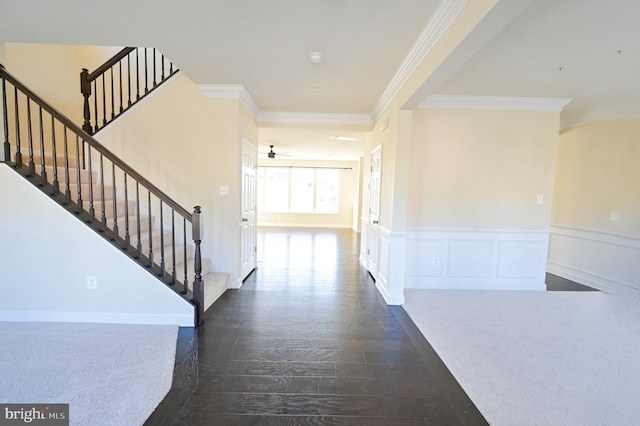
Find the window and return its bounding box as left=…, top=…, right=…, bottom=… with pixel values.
left=258, top=167, right=339, bottom=213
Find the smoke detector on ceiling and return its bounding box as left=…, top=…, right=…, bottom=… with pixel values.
left=309, top=51, right=323, bottom=64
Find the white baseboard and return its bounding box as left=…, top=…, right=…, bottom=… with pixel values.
left=404, top=228, right=549, bottom=291
left=0, top=311, right=194, bottom=327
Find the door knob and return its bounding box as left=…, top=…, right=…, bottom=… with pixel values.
left=242, top=218, right=248, bottom=222
left=373, top=220, right=379, bottom=224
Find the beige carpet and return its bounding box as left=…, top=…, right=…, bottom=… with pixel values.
left=403, top=286, right=640, bottom=426
left=0, top=322, right=178, bottom=426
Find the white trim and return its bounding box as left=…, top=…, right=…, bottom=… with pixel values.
left=371, top=0, right=468, bottom=120
left=258, top=112, right=372, bottom=127
left=560, top=111, right=640, bottom=132
left=198, top=83, right=260, bottom=118
left=405, top=227, right=549, bottom=291
left=547, top=225, right=640, bottom=292
left=198, top=84, right=372, bottom=127
left=0, top=311, right=194, bottom=327
left=418, top=95, right=572, bottom=112
left=550, top=225, right=640, bottom=249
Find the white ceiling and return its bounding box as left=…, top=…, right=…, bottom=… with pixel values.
left=2, top=0, right=639, bottom=159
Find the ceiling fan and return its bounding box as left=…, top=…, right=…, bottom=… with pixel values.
left=264, top=145, right=290, bottom=158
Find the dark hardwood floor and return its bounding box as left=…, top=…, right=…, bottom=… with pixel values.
left=148, top=227, right=487, bottom=425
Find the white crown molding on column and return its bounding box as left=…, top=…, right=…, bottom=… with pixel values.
left=418, top=95, right=572, bottom=112
left=370, top=0, right=469, bottom=120
left=198, top=84, right=261, bottom=118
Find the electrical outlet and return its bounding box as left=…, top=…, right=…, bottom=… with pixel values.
left=219, top=186, right=229, bottom=196
left=87, top=276, right=97, bottom=290
left=537, top=194, right=544, bottom=204
left=433, top=257, right=440, bottom=266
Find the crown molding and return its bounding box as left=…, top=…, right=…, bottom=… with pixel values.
left=418, top=95, right=572, bottom=112
left=560, top=110, right=640, bottom=131
left=198, top=84, right=260, bottom=118
left=370, top=0, right=468, bottom=120
left=198, top=84, right=372, bottom=127
left=258, top=112, right=372, bottom=127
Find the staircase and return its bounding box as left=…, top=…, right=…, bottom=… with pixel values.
left=1, top=56, right=215, bottom=325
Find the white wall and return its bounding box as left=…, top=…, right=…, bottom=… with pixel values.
left=0, top=164, right=194, bottom=325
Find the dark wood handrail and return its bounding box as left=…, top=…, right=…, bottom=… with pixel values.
left=86, top=47, right=135, bottom=81
left=0, top=64, right=191, bottom=220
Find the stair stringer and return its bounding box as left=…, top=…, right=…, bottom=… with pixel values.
left=0, top=163, right=195, bottom=326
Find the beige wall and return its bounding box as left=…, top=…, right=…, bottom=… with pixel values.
left=96, top=73, right=250, bottom=284
left=553, top=120, right=640, bottom=235
left=4, top=42, right=86, bottom=121
left=257, top=158, right=360, bottom=229
left=408, top=108, right=560, bottom=229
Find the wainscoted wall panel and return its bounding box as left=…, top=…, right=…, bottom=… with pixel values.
left=497, top=240, right=545, bottom=278
left=448, top=240, right=493, bottom=278
left=405, top=228, right=549, bottom=291
left=547, top=226, right=640, bottom=292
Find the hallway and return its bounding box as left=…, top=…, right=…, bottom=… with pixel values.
left=160, top=228, right=486, bottom=425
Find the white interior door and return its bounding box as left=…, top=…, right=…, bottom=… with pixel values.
left=240, top=139, right=257, bottom=280
left=367, top=145, right=382, bottom=279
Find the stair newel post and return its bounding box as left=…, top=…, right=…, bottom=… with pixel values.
left=1, top=69, right=10, bottom=163
left=80, top=68, right=92, bottom=134
left=192, top=206, right=204, bottom=325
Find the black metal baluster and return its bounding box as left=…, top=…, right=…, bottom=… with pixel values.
left=153, top=48, right=157, bottom=88
left=144, top=47, right=149, bottom=94
left=135, top=48, right=140, bottom=100
left=119, top=61, right=124, bottom=113
left=123, top=174, right=130, bottom=248
left=26, top=99, right=35, bottom=176
left=110, top=67, right=115, bottom=119
left=93, top=80, right=98, bottom=131
left=101, top=74, right=106, bottom=126
left=181, top=219, right=188, bottom=294
left=50, top=116, right=59, bottom=195
left=63, top=126, right=71, bottom=205
left=171, top=210, right=177, bottom=286
left=87, top=145, right=95, bottom=221
left=99, top=154, right=106, bottom=231
left=127, top=53, right=132, bottom=106
left=75, top=135, right=83, bottom=212
left=136, top=182, right=142, bottom=258
left=169, top=58, right=173, bottom=75
left=2, top=76, right=10, bottom=162
left=13, top=87, right=22, bottom=167
left=161, top=53, right=165, bottom=81
left=159, top=200, right=165, bottom=276
left=148, top=190, right=153, bottom=267
left=111, top=162, right=118, bottom=240
left=37, top=106, right=45, bottom=184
